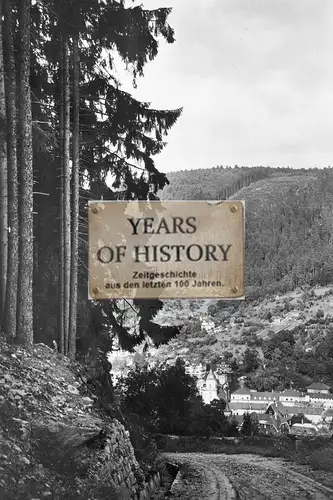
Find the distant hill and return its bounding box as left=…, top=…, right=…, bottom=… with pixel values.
left=146, top=284, right=333, bottom=363
left=111, top=284, right=333, bottom=391
left=158, top=165, right=315, bottom=201
left=159, top=166, right=333, bottom=297
left=108, top=167, right=333, bottom=389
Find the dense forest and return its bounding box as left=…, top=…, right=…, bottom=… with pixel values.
left=127, top=164, right=333, bottom=392
left=158, top=165, right=309, bottom=200
left=159, top=166, right=333, bottom=296
left=0, top=0, right=184, bottom=361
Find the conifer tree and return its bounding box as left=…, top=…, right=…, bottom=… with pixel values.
left=3, top=0, right=19, bottom=341
left=0, top=3, right=7, bottom=328
left=4, top=0, right=181, bottom=355
left=69, top=34, right=80, bottom=360
left=17, top=0, right=33, bottom=348
left=241, top=412, right=253, bottom=436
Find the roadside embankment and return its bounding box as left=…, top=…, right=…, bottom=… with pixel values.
left=0, top=339, right=162, bottom=500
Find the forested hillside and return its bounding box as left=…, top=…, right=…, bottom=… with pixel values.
left=159, top=166, right=333, bottom=296
left=115, top=285, right=333, bottom=392
left=158, top=165, right=310, bottom=201
left=126, top=165, right=333, bottom=390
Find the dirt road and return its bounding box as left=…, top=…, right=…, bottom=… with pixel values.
left=164, top=453, right=333, bottom=500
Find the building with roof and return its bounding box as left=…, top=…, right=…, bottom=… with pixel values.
left=266, top=402, right=289, bottom=419
left=200, top=315, right=216, bottom=333
left=185, top=362, right=231, bottom=405
left=305, top=392, right=333, bottom=407
left=217, top=387, right=228, bottom=401
left=290, top=423, right=318, bottom=436
left=229, top=385, right=333, bottom=424
left=198, top=369, right=230, bottom=405
left=257, top=414, right=290, bottom=435
left=287, top=405, right=324, bottom=424
left=229, top=402, right=255, bottom=414
left=279, top=389, right=302, bottom=406
left=307, top=382, right=330, bottom=394
left=214, top=363, right=232, bottom=386
left=185, top=362, right=206, bottom=380
left=244, top=406, right=290, bottom=435
left=230, top=387, right=252, bottom=402
left=200, top=369, right=220, bottom=404
left=322, top=408, right=333, bottom=423
left=230, top=389, right=285, bottom=415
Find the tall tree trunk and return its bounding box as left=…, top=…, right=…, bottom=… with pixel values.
left=17, top=0, right=33, bottom=348
left=63, top=39, right=71, bottom=355
left=0, top=7, right=8, bottom=329
left=69, top=36, right=80, bottom=360
left=3, top=0, right=19, bottom=341
left=59, top=33, right=65, bottom=354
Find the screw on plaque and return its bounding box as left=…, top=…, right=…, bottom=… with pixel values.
left=91, top=206, right=99, bottom=214
left=92, top=286, right=100, bottom=294
left=230, top=204, right=238, bottom=213
left=232, top=286, right=239, bottom=294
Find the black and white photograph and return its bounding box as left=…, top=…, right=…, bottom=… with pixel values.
left=1, top=0, right=333, bottom=498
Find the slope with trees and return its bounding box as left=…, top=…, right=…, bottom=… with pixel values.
left=159, top=165, right=333, bottom=297
left=115, top=358, right=234, bottom=437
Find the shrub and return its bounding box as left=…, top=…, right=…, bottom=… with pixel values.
left=282, top=300, right=294, bottom=312
left=127, top=420, right=159, bottom=466
left=234, top=317, right=243, bottom=324
left=307, top=445, right=333, bottom=471
left=206, top=336, right=218, bottom=346
left=265, top=311, right=272, bottom=321
left=301, top=291, right=311, bottom=301
left=296, top=300, right=305, bottom=311
left=244, top=326, right=258, bottom=335
left=249, top=335, right=263, bottom=347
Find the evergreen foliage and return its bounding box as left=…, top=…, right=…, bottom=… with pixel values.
left=160, top=166, right=333, bottom=296
left=0, top=0, right=183, bottom=354
left=115, top=358, right=236, bottom=437
left=241, top=413, right=259, bottom=436
left=241, top=413, right=253, bottom=436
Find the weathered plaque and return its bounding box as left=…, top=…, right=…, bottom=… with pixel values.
left=88, top=200, right=245, bottom=300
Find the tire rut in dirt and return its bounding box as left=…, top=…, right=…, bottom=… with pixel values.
left=164, top=452, right=333, bottom=500
left=209, top=463, right=238, bottom=500
left=165, top=453, right=238, bottom=500
left=210, top=454, right=333, bottom=500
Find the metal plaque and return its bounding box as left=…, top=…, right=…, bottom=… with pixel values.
left=88, top=200, right=245, bottom=300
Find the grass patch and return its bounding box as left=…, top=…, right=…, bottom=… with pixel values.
left=154, top=434, right=296, bottom=458
left=154, top=433, right=333, bottom=472
left=307, top=446, right=333, bottom=471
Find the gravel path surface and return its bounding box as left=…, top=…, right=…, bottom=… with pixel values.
left=164, top=453, right=333, bottom=500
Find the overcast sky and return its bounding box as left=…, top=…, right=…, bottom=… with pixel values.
left=120, top=0, right=333, bottom=174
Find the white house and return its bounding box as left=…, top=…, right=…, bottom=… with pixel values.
left=322, top=408, right=333, bottom=423
left=230, top=387, right=252, bottom=402
left=229, top=385, right=333, bottom=423
left=185, top=362, right=206, bottom=380
left=279, top=389, right=303, bottom=406
left=200, top=315, right=215, bottom=333
left=307, top=382, right=330, bottom=394
left=200, top=370, right=220, bottom=404
left=307, top=393, right=333, bottom=408
left=291, top=423, right=318, bottom=436
left=214, top=364, right=231, bottom=386
left=185, top=362, right=231, bottom=405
